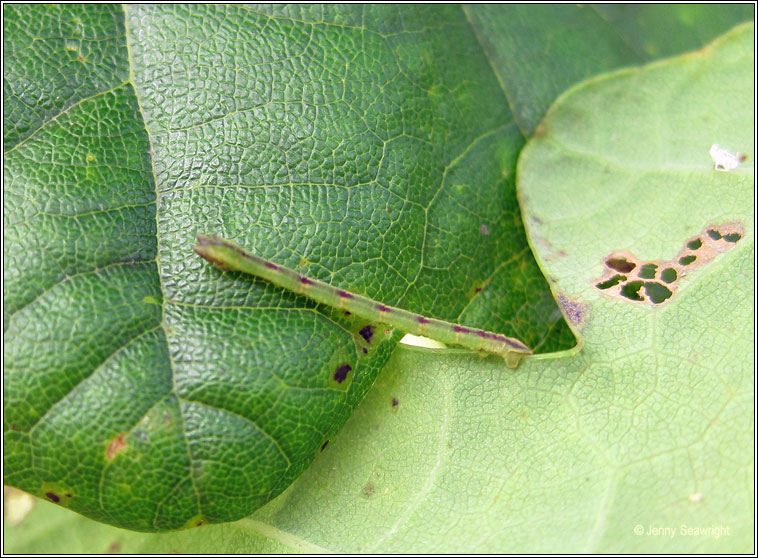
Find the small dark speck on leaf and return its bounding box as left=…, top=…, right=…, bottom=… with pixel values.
left=391, top=397, right=399, bottom=408
left=321, top=440, right=330, bottom=451
left=46, top=492, right=60, bottom=503
left=362, top=347, right=368, bottom=354
left=333, top=364, right=352, bottom=383
left=65, top=493, right=72, bottom=498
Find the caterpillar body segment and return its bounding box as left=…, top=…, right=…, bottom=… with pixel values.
left=194, top=234, right=531, bottom=368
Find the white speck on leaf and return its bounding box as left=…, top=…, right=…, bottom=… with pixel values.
left=709, top=144, right=744, bottom=171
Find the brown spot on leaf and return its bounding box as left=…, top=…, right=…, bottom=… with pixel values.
left=45, top=492, right=60, bottom=503
left=362, top=483, right=375, bottom=498
left=106, top=434, right=128, bottom=460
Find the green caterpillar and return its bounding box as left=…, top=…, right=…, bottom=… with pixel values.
left=194, top=234, right=531, bottom=368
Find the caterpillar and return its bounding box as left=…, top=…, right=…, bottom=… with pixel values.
left=194, top=234, right=532, bottom=368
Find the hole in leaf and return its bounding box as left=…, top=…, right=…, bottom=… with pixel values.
left=620, top=281, right=645, bottom=301
left=606, top=257, right=636, bottom=273
left=723, top=232, right=741, bottom=243
left=707, top=229, right=722, bottom=240
left=679, top=255, right=697, bottom=266
left=687, top=238, right=702, bottom=250
left=644, top=282, right=673, bottom=304
left=660, top=268, right=677, bottom=284
left=638, top=263, right=658, bottom=279
left=596, top=274, right=626, bottom=289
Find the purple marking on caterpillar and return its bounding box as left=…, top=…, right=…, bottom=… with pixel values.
left=194, top=234, right=532, bottom=367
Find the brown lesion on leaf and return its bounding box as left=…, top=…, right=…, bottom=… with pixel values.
left=183, top=514, right=208, bottom=530
left=594, top=222, right=744, bottom=306
left=361, top=482, right=376, bottom=498
left=106, top=433, right=128, bottom=460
